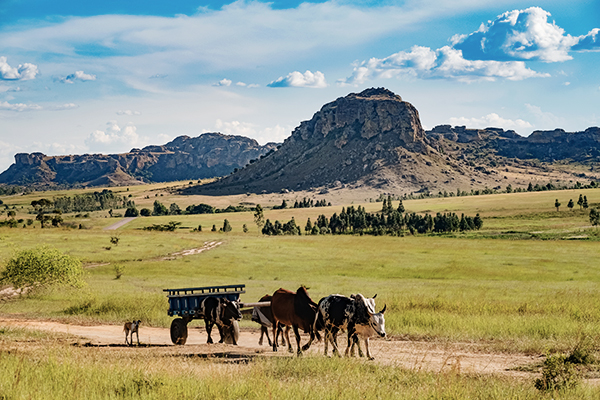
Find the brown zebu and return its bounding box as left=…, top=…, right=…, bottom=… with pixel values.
left=271, top=287, right=321, bottom=355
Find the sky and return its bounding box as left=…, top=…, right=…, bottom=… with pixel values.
left=0, top=0, right=599, bottom=172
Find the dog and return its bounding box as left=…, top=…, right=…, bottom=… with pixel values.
left=124, top=320, right=141, bottom=346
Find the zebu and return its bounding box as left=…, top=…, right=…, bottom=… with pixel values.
left=251, top=294, right=286, bottom=347
left=200, top=296, right=242, bottom=345
left=315, top=293, right=386, bottom=359
left=346, top=294, right=386, bottom=359
left=271, top=287, right=321, bottom=355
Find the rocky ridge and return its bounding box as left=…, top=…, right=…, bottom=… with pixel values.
left=0, top=133, right=278, bottom=187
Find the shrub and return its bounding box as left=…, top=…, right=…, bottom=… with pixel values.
left=534, top=354, right=580, bottom=391
left=113, top=264, right=125, bottom=280
left=1, top=246, right=85, bottom=289
left=124, top=207, right=139, bottom=217
left=140, top=208, right=151, bottom=217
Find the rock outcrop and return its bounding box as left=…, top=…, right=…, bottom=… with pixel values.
left=191, top=88, right=471, bottom=194
left=0, top=133, right=278, bottom=187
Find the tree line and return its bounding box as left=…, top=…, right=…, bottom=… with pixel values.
left=258, top=196, right=482, bottom=236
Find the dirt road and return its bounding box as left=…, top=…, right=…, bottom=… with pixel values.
left=103, top=217, right=137, bottom=230
left=0, top=317, right=538, bottom=377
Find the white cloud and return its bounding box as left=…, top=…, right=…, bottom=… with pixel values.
left=268, top=70, right=327, bottom=88
left=341, top=6, right=599, bottom=85
left=0, top=85, right=22, bottom=93
left=50, top=103, right=79, bottom=111
left=116, top=110, right=141, bottom=116
left=214, top=78, right=232, bottom=87
left=211, top=119, right=289, bottom=143
left=448, top=113, right=532, bottom=130
left=0, top=56, right=38, bottom=81
left=573, top=28, right=600, bottom=51
left=59, top=70, right=96, bottom=83
left=525, top=103, right=565, bottom=128
left=341, top=45, right=547, bottom=84
left=453, top=7, right=578, bottom=62
left=157, top=133, right=174, bottom=143
left=0, top=101, right=42, bottom=112
left=85, top=121, right=140, bottom=151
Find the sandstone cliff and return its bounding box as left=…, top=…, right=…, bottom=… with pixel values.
left=0, top=133, right=278, bottom=187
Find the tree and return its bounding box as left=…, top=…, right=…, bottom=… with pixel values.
left=223, top=219, right=232, bottom=232
left=140, top=208, right=151, bottom=217
left=253, top=204, right=265, bottom=231
left=397, top=200, right=405, bottom=214
left=590, top=208, right=600, bottom=228
left=124, top=206, right=139, bottom=217
left=7, top=210, right=16, bottom=218
left=567, top=199, right=574, bottom=211
left=583, top=196, right=589, bottom=210
left=555, top=199, right=561, bottom=211
left=1, top=246, right=85, bottom=289
left=473, top=213, right=483, bottom=230
left=577, top=194, right=584, bottom=210
left=169, top=203, right=182, bottom=215
left=305, top=218, right=313, bottom=234
left=153, top=200, right=168, bottom=216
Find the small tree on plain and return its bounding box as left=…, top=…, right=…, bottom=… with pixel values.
left=153, top=200, right=168, bottom=216
left=305, top=218, right=313, bottom=234
left=555, top=199, right=561, bottom=212
left=140, top=208, right=151, bottom=217
left=223, top=219, right=232, bottom=232
left=583, top=196, right=589, bottom=210
left=567, top=199, right=574, bottom=211
left=578, top=194, right=584, bottom=210
left=253, top=204, right=265, bottom=232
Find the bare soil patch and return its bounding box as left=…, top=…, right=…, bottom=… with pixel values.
left=0, top=317, right=538, bottom=377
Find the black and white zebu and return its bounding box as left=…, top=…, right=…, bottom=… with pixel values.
left=315, top=293, right=386, bottom=359
left=200, top=296, right=242, bottom=345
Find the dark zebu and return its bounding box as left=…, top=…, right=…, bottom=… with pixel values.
left=315, top=293, right=386, bottom=359
left=251, top=294, right=286, bottom=347
left=271, top=287, right=321, bottom=355
left=200, top=296, right=242, bottom=345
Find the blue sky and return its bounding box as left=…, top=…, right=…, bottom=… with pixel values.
left=0, top=0, right=599, bottom=172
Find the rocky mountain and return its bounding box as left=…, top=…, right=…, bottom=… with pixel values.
left=0, top=133, right=278, bottom=187
left=190, top=88, right=600, bottom=196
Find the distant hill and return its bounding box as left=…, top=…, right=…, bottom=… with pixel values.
left=0, top=133, right=278, bottom=187
left=3, top=88, right=599, bottom=193
left=188, top=88, right=600, bottom=196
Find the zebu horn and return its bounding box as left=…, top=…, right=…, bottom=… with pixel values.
left=373, top=294, right=377, bottom=299
left=381, top=304, right=387, bottom=314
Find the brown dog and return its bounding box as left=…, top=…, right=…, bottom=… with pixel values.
left=124, top=320, right=141, bottom=345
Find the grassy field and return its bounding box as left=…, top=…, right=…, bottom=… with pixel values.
left=2, top=327, right=600, bottom=400
left=2, top=185, right=600, bottom=397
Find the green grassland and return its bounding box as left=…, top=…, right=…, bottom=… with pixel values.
left=5, top=328, right=598, bottom=400
left=2, top=185, right=600, bottom=398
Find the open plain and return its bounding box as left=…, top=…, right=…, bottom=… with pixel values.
left=2, top=183, right=600, bottom=398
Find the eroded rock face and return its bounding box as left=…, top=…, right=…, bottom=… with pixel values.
left=195, top=88, right=433, bottom=194
left=0, top=133, right=278, bottom=186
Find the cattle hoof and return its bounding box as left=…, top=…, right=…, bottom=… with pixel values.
left=207, top=338, right=213, bottom=344
left=258, top=339, right=263, bottom=346
left=301, top=344, right=311, bottom=351
left=368, top=357, right=375, bottom=361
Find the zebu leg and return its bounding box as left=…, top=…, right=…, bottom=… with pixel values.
left=330, top=326, right=342, bottom=357
left=285, top=326, right=293, bottom=353
left=292, top=325, right=303, bottom=355
left=205, top=321, right=214, bottom=344
left=272, top=321, right=278, bottom=351
left=364, top=338, right=373, bottom=360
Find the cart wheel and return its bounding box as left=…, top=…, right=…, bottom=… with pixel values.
left=170, top=318, right=188, bottom=345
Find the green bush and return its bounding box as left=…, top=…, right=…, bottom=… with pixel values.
left=534, top=354, right=580, bottom=391
left=1, top=246, right=85, bottom=289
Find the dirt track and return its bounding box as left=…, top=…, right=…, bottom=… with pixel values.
left=0, top=317, right=539, bottom=377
